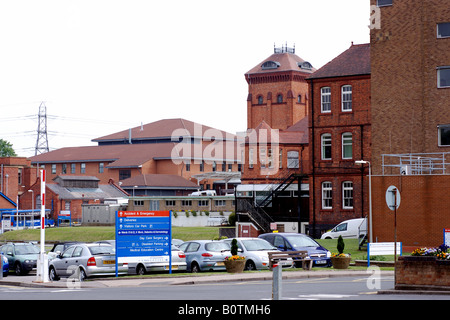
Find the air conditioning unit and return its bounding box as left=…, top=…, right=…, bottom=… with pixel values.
left=400, top=164, right=411, bottom=175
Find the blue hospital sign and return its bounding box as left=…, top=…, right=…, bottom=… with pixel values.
left=115, top=211, right=172, bottom=275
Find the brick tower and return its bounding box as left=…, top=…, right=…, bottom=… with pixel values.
left=245, top=45, right=315, bottom=130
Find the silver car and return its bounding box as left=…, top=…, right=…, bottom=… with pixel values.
left=222, top=238, right=293, bottom=270
left=178, top=240, right=231, bottom=272
left=129, top=245, right=187, bottom=275
left=48, top=243, right=128, bottom=281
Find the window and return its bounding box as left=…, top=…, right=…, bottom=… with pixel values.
left=99, top=163, right=104, bottom=173
left=321, top=87, right=331, bottom=112
left=321, top=134, right=332, bottom=160
left=287, top=151, right=299, bottom=168
left=212, top=161, right=217, bottom=172
left=71, top=163, right=76, bottom=174
left=215, top=200, right=226, bottom=207
left=249, top=148, right=254, bottom=168
left=181, top=200, right=192, bottom=207
left=134, top=200, right=144, bottom=207
left=377, top=0, right=393, bottom=7
left=277, top=94, right=283, bottom=103
left=297, top=95, right=302, bottom=103
left=260, top=147, right=266, bottom=168
left=51, top=164, right=56, bottom=174
left=198, top=200, right=209, bottom=207
left=119, top=169, right=131, bottom=180
left=165, top=200, right=176, bottom=207
left=200, top=160, right=204, bottom=172
left=80, top=163, right=86, bottom=174
left=262, top=60, right=280, bottom=70
left=62, top=164, right=67, bottom=174
left=341, top=85, right=352, bottom=111
left=267, top=149, right=274, bottom=168
left=279, top=149, right=283, bottom=169
left=342, top=181, right=354, bottom=209
left=437, top=23, right=450, bottom=38
left=322, top=182, right=332, bottom=209
left=438, top=67, right=450, bottom=88
left=342, top=133, right=353, bottom=159
left=185, top=163, right=190, bottom=171
left=438, top=125, right=450, bottom=146
left=257, top=95, right=263, bottom=104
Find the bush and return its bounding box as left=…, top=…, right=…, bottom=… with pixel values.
left=230, top=238, right=239, bottom=256
left=337, top=235, right=345, bottom=254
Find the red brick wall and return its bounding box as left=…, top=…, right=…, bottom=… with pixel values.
left=308, top=75, right=371, bottom=235
left=371, top=175, right=450, bottom=247
left=370, top=0, right=450, bottom=174
left=396, top=257, right=450, bottom=288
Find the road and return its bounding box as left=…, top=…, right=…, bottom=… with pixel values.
left=0, top=274, right=449, bottom=301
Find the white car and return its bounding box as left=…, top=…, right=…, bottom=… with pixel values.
left=222, top=238, right=293, bottom=270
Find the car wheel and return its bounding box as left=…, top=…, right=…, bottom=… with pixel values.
left=77, top=268, right=87, bottom=282
left=136, top=264, right=146, bottom=275
left=190, top=262, right=200, bottom=273
left=14, top=263, right=23, bottom=276
left=49, top=267, right=59, bottom=281
left=245, top=260, right=257, bottom=271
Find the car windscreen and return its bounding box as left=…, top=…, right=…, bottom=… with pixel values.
left=205, top=242, right=230, bottom=252
left=285, top=235, right=319, bottom=248
left=89, top=245, right=115, bottom=255
left=15, top=245, right=39, bottom=255
left=241, top=239, right=274, bottom=251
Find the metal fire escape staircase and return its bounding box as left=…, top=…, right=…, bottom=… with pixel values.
left=244, top=172, right=302, bottom=233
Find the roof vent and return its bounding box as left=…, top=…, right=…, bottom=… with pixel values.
left=298, top=61, right=313, bottom=70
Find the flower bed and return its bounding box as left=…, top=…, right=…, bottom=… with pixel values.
left=395, top=244, right=450, bottom=290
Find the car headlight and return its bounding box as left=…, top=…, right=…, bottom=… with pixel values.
left=326, top=251, right=331, bottom=258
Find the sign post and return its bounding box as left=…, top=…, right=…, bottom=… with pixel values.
left=115, top=211, right=172, bottom=277
left=385, top=186, right=401, bottom=269
left=36, top=169, right=48, bottom=283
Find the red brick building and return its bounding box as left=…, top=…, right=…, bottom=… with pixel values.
left=369, top=0, right=450, bottom=247
left=307, top=43, right=371, bottom=237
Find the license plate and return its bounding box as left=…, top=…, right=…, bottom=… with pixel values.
left=103, top=260, right=115, bottom=265
left=216, top=262, right=224, bottom=266
left=165, top=265, right=178, bottom=270
left=315, top=260, right=326, bottom=264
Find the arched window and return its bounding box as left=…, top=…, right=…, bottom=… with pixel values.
left=257, top=95, right=263, bottom=105
left=277, top=94, right=283, bottom=103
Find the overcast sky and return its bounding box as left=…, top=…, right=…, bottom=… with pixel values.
left=0, top=0, right=370, bottom=157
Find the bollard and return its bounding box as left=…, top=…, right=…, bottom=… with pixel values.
left=272, top=263, right=282, bottom=300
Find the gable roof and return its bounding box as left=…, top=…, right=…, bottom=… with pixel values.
left=120, top=174, right=198, bottom=189
left=307, top=43, right=370, bottom=79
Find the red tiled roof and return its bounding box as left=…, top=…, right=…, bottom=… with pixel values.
left=92, top=118, right=236, bottom=143
left=307, top=43, right=370, bottom=79
left=246, top=52, right=316, bottom=75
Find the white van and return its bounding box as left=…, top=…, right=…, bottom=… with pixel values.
left=320, top=218, right=367, bottom=239
left=189, top=190, right=217, bottom=196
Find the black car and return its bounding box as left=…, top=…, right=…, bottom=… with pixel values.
left=258, top=233, right=332, bottom=267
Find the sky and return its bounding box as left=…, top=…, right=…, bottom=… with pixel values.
left=0, top=0, right=370, bottom=157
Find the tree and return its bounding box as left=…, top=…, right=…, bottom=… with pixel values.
left=0, top=139, right=17, bottom=157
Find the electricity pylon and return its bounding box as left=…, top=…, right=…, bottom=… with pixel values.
left=35, top=101, right=49, bottom=155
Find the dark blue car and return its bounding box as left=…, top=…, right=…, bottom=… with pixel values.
left=258, top=233, right=332, bottom=267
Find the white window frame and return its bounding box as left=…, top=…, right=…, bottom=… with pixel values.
left=342, top=132, right=353, bottom=159
left=260, top=147, right=266, bottom=168
left=437, top=67, right=450, bottom=88
left=342, top=181, right=354, bottom=209
left=341, top=85, right=352, bottom=112
left=249, top=148, right=254, bottom=168
left=438, top=124, right=450, bottom=147
left=437, top=22, right=450, bottom=39
left=322, top=182, right=332, bottom=209
left=321, top=133, right=332, bottom=160
left=321, top=87, right=331, bottom=113
left=287, top=151, right=299, bottom=169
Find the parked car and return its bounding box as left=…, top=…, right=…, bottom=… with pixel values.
left=0, top=242, right=39, bottom=275
left=48, top=241, right=82, bottom=261
left=178, top=240, right=231, bottom=272
left=258, top=233, right=332, bottom=267
left=320, top=218, right=367, bottom=240
left=1, top=253, right=9, bottom=277
left=48, top=243, right=128, bottom=281
left=128, top=245, right=187, bottom=275
left=222, top=237, right=293, bottom=270
left=172, top=239, right=184, bottom=247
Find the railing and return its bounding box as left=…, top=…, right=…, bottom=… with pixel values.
left=238, top=198, right=273, bottom=233
left=382, top=152, right=450, bottom=175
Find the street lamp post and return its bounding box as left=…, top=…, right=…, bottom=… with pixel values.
left=355, top=160, right=372, bottom=243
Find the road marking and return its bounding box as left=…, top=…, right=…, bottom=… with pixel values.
left=296, top=293, right=358, bottom=300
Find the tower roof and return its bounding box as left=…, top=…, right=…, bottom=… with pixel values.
left=245, top=47, right=316, bottom=76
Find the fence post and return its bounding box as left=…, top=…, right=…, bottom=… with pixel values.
left=272, top=263, right=282, bottom=300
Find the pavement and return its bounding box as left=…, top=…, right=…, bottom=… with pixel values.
left=2, top=269, right=450, bottom=295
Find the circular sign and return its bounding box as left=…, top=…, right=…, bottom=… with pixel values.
left=385, top=185, right=401, bottom=211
